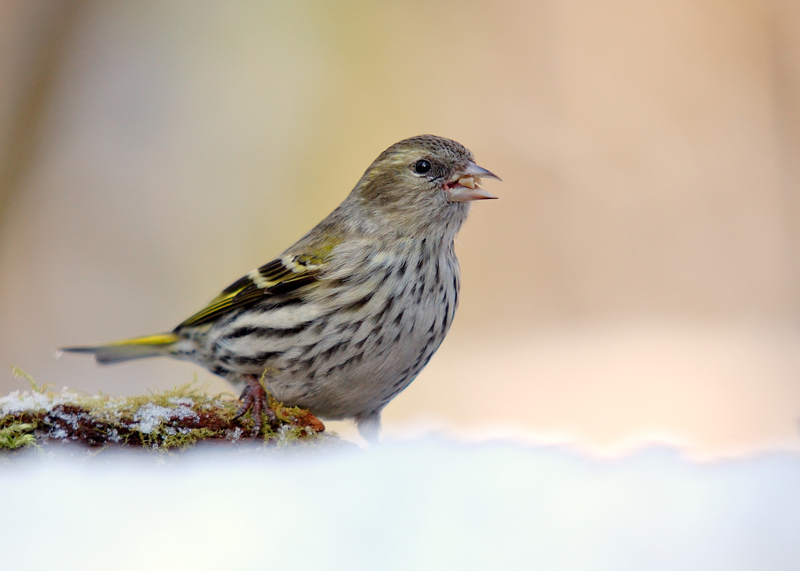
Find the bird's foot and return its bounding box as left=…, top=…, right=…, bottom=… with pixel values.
left=232, top=374, right=278, bottom=437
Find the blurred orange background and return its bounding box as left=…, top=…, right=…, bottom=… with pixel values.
left=1, top=0, right=799, bottom=454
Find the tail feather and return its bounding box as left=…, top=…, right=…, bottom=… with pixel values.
left=60, top=333, right=179, bottom=365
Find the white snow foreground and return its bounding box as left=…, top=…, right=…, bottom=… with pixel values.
left=1, top=440, right=798, bottom=570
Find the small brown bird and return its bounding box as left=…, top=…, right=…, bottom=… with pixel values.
left=62, top=135, right=500, bottom=440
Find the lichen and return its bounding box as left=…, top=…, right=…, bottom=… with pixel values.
left=1, top=367, right=339, bottom=453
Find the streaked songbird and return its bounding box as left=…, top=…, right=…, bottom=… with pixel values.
left=62, top=135, right=500, bottom=440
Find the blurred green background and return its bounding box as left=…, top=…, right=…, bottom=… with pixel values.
left=1, top=0, right=799, bottom=452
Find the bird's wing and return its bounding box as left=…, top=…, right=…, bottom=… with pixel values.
left=177, top=247, right=333, bottom=329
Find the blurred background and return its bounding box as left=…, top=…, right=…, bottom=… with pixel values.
left=1, top=0, right=799, bottom=455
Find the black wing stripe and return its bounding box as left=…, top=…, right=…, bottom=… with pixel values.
left=178, top=269, right=319, bottom=328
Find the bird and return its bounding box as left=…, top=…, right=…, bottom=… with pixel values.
left=61, top=135, right=500, bottom=441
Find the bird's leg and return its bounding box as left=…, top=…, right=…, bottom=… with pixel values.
left=355, top=411, right=382, bottom=444
left=232, top=374, right=278, bottom=436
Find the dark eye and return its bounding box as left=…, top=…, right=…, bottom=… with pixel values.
left=414, top=160, right=431, bottom=174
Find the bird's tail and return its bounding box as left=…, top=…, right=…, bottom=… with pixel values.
left=59, top=333, right=180, bottom=365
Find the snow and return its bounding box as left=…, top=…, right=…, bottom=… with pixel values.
left=0, top=389, right=64, bottom=415
left=0, top=388, right=110, bottom=417
left=131, top=402, right=197, bottom=434
left=1, top=439, right=799, bottom=570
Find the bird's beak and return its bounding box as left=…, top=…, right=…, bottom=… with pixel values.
left=445, top=161, right=501, bottom=202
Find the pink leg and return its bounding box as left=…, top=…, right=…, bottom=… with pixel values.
left=232, top=375, right=278, bottom=436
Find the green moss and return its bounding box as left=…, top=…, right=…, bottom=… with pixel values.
left=11, top=366, right=43, bottom=391
left=141, top=427, right=218, bottom=451
left=1, top=369, right=338, bottom=453
left=0, top=423, right=37, bottom=450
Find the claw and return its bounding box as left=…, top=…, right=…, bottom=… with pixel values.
left=232, top=375, right=278, bottom=436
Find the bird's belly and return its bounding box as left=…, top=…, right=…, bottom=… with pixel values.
left=270, top=286, right=456, bottom=419
left=197, top=249, right=460, bottom=420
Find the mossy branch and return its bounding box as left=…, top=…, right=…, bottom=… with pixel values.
left=1, top=368, right=337, bottom=453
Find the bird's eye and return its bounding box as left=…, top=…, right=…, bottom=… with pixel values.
left=414, top=160, right=431, bottom=174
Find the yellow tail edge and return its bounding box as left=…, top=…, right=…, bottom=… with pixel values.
left=60, top=332, right=180, bottom=364
left=107, top=333, right=180, bottom=347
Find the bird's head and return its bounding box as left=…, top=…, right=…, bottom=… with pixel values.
left=350, top=135, right=500, bottom=235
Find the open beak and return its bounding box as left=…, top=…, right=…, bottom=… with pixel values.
left=445, top=161, right=501, bottom=202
